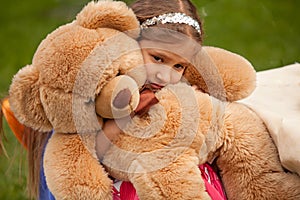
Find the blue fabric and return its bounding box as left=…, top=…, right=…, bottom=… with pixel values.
left=39, top=131, right=55, bottom=200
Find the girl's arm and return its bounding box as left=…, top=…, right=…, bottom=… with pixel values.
left=95, top=118, right=126, bottom=161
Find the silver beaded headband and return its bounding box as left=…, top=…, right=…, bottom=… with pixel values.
left=140, top=12, right=201, bottom=34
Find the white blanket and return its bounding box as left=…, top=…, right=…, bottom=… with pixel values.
left=240, top=63, right=300, bottom=175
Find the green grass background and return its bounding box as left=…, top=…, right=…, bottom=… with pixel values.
left=0, top=0, right=299, bottom=199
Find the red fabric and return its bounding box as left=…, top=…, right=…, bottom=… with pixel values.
left=112, top=186, right=121, bottom=200
left=119, top=182, right=139, bottom=200
left=134, top=88, right=158, bottom=116
left=112, top=163, right=226, bottom=200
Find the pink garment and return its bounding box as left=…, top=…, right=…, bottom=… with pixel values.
left=199, top=163, right=227, bottom=200
left=112, top=163, right=226, bottom=200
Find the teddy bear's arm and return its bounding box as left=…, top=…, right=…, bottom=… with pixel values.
left=44, top=133, right=113, bottom=200
left=128, top=151, right=211, bottom=200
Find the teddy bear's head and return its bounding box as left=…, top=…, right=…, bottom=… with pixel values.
left=9, top=1, right=146, bottom=134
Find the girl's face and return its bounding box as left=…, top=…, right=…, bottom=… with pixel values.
left=139, top=39, right=194, bottom=91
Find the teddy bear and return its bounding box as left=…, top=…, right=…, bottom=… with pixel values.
left=100, top=46, right=300, bottom=200
left=5, top=1, right=300, bottom=200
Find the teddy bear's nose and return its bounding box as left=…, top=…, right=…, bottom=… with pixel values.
left=113, top=89, right=132, bottom=109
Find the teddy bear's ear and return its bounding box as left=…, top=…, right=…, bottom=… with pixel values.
left=184, top=46, right=256, bottom=101
left=76, top=1, right=140, bottom=38
left=9, top=65, right=52, bottom=132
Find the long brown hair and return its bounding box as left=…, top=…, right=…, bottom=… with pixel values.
left=1, top=97, right=51, bottom=199
left=26, top=128, right=51, bottom=199
left=130, top=0, right=203, bottom=43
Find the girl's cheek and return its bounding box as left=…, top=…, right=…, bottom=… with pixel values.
left=170, top=71, right=183, bottom=84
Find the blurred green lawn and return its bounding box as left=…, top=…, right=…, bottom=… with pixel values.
left=0, top=0, right=299, bottom=199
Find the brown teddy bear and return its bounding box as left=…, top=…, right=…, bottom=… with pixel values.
left=5, top=1, right=300, bottom=200
left=100, top=46, right=300, bottom=200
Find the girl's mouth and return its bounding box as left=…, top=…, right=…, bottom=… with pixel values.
left=141, top=83, right=163, bottom=92
left=150, top=83, right=163, bottom=90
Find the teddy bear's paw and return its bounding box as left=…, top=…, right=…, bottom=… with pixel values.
left=44, top=134, right=114, bottom=200
left=185, top=46, right=256, bottom=101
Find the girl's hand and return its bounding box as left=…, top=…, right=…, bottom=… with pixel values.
left=96, top=117, right=129, bottom=161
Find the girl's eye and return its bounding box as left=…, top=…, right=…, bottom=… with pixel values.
left=174, top=64, right=185, bottom=71
left=152, top=55, right=163, bottom=62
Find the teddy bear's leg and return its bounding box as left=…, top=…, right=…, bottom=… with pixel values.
left=44, top=133, right=112, bottom=200
left=218, top=103, right=300, bottom=200
left=128, top=152, right=211, bottom=200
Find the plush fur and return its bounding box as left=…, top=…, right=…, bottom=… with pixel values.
left=184, top=46, right=256, bottom=102
left=7, top=0, right=299, bottom=199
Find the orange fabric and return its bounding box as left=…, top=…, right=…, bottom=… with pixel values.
left=2, top=98, right=28, bottom=149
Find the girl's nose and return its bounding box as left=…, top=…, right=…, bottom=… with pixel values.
left=156, top=70, right=171, bottom=84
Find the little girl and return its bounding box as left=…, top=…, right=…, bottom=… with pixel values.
left=96, top=0, right=227, bottom=199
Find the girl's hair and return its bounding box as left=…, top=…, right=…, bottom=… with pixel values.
left=1, top=97, right=51, bottom=199
left=130, top=0, right=203, bottom=44
left=26, top=129, right=51, bottom=198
